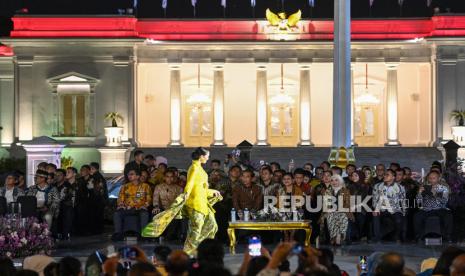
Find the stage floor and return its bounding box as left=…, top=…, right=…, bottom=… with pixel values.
left=50, top=233, right=464, bottom=275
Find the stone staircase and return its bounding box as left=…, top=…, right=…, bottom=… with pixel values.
left=141, top=146, right=443, bottom=172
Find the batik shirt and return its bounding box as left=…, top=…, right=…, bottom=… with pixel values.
left=258, top=181, right=281, bottom=197
left=153, top=183, right=183, bottom=210
left=117, top=182, right=152, bottom=210
left=212, top=177, right=241, bottom=204
left=232, top=183, right=263, bottom=211
left=415, top=182, right=449, bottom=211
left=26, top=185, right=52, bottom=208
left=0, top=187, right=24, bottom=204
left=373, top=182, right=406, bottom=214
left=48, top=182, right=74, bottom=218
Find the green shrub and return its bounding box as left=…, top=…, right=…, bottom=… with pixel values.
left=0, top=157, right=26, bottom=174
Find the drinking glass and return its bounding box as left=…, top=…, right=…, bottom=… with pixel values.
left=297, top=209, right=304, bottom=220
left=286, top=212, right=293, bottom=221
left=237, top=210, right=244, bottom=221
left=250, top=211, right=257, bottom=221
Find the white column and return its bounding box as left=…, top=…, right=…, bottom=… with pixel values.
left=168, top=64, right=183, bottom=146
left=350, top=63, right=357, bottom=146
left=385, top=63, right=401, bottom=146
left=0, top=66, right=15, bottom=147
left=436, top=59, right=457, bottom=145
left=298, top=64, right=314, bottom=146
left=256, top=64, right=269, bottom=146
left=17, top=57, right=34, bottom=141
left=98, top=148, right=129, bottom=175
left=332, top=0, right=352, bottom=148
left=211, top=64, right=226, bottom=146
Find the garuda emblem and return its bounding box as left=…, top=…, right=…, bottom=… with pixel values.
left=265, top=8, right=302, bottom=32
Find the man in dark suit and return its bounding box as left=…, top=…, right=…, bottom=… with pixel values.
left=124, top=150, right=148, bottom=183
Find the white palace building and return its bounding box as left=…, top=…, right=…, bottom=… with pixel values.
left=1, top=13, right=465, bottom=182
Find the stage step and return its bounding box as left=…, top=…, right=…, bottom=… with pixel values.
left=140, top=146, right=442, bottom=172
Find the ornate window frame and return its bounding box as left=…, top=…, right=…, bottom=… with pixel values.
left=48, top=72, right=98, bottom=138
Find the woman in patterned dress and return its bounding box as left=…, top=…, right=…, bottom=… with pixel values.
left=321, top=174, right=353, bottom=246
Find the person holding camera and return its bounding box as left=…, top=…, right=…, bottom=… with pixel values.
left=414, top=170, right=452, bottom=242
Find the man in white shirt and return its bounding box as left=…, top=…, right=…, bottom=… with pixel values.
left=0, top=173, right=24, bottom=205
left=26, top=170, right=53, bottom=228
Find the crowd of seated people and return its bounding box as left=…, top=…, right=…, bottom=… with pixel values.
left=109, top=149, right=458, bottom=247
left=0, top=161, right=108, bottom=240
left=0, top=147, right=457, bottom=248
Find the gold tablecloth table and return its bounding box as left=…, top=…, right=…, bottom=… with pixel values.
left=227, top=220, right=312, bottom=254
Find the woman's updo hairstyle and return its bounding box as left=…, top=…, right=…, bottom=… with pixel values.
left=191, top=147, right=209, bottom=160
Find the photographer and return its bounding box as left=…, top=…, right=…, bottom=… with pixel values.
left=414, top=171, right=452, bottom=242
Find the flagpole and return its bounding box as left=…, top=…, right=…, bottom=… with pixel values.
left=308, top=0, right=314, bottom=19
left=133, top=0, right=138, bottom=17
left=399, top=0, right=403, bottom=17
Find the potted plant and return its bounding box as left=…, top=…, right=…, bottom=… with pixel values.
left=104, top=112, right=124, bottom=147
left=451, top=110, right=465, bottom=126
left=105, top=112, right=124, bottom=127
left=451, top=110, right=465, bottom=146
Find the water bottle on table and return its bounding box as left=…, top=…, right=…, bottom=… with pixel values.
left=231, top=208, right=236, bottom=222
left=244, top=208, right=250, bottom=222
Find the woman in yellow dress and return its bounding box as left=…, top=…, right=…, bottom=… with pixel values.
left=142, top=147, right=222, bottom=256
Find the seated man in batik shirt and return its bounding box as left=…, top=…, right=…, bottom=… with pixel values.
left=26, top=170, right=53, bottom=228
left=112, top=168, right=152, bottom=241
left=258, top=166, right=281, bottom=197
left=152, top=170, right=184, bottom=240
left=372, top=169, right=407, bottom=242
left=232, top=169, right=263, bottom=213
left=414, top=170, right=452, bottom=242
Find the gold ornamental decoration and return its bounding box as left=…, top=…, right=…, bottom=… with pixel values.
left=265, top=9, right=302, bottom=31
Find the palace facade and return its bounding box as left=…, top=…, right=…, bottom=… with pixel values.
left=1, top=15, right=464, bottom=178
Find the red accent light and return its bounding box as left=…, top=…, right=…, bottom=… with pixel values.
left=8, top=15, right=465, bottom=41
left=11, top=17, right=138, bottom=38
left=0, top=45, right=14, bottom=56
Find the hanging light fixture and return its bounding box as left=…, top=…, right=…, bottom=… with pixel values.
left=187, top=64, right=211, bottom=106
left=354, top=64, right=380, bottom=106
left=269, top=64, right=295, bottom=106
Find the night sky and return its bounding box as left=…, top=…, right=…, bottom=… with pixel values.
left=0, top=0, right=464, bottom=36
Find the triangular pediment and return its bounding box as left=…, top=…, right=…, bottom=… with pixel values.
left=237, top=140, right=253, bottom=148
left=23, top=136, right=63, bottom=145
left=48, top=72, right=99, bottom=85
